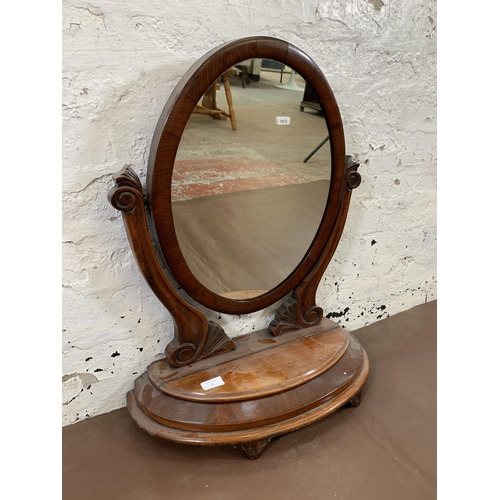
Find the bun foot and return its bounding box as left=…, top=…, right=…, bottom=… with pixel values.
left=234, top=437, right=272, bottom=460
left=348, top=389, right=363, bottom=408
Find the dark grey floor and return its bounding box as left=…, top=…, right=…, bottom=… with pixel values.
left=62, top=301, right=437, bottom=500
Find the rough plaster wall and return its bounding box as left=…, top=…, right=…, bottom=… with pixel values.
left=62, top=0, right=437, bottom=425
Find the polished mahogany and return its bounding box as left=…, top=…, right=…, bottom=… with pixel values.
left=108, top=36, right=368, bottom=459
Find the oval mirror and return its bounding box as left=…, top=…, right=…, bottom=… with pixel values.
left=147, top=37, right=346, bottom=315
left=172, top=59, right=330, bottom=300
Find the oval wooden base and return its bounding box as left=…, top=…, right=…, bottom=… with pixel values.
left=127, top=324, right=369, bottom=459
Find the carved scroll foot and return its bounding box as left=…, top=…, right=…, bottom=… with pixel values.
left=268, top=297, right=323, bottom=336
left=200, top=321, right=236, bottom=359
left=347, top=389, right=363, bottom=408
left=234, top=437, right=272, bottom=460
left=166, top=321, right=235, bottom=367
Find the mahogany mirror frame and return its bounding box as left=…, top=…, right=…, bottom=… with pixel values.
left=146, top=36, right=358, bottom=315
left=109, top=36, right=361, bottom=368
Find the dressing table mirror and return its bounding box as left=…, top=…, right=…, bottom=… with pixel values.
left=108, top=36, right=369, bottom=460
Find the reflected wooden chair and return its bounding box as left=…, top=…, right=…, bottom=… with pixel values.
left=193, top=68, right=237, bottom=130
left=235, top=61, right=251, bottom=88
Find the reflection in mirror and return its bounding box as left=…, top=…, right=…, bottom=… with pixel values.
left=172, top=59, right=331, bottom=299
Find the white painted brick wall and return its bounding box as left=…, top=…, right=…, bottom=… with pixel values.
left=62, top=0, right=437, bottom=425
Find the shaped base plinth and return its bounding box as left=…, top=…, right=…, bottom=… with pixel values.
left=127, top=321, right=369, bottom=459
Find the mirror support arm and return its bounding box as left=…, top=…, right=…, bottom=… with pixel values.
left=269, top=156, right=361, bottom=336
left=108, top=165, right=235, bottom=367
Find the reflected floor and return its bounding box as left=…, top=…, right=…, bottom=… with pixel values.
left=173, top=71, right=331, bottom=201
left=172, top=180, right=330, bottom=295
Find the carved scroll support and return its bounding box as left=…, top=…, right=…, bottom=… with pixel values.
left=269, top=297, right=323, bottom=336
left=108, top=166, right=235, bottom=367
left=269, top=156, right=361, bottom=336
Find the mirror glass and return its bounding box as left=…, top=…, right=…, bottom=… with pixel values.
left=172, top=59, right=331, bottom=300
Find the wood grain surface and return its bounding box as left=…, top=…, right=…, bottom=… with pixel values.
left=148, top=320, right=348, bottom=402
left=128, top=330, right=369, bottom=442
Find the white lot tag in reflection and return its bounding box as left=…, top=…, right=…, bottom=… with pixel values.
left=276, top=116, right=291, bottom=125
left=200, top=376, right=225, bottom=390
